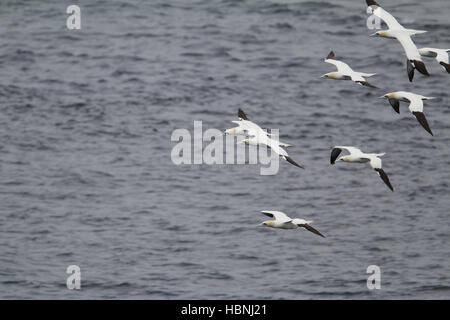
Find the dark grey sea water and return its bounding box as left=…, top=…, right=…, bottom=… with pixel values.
left=0, top=0, right=449, bottom=299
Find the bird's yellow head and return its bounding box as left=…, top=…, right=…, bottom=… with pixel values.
left=225, top=127, right=237, bottom=135
left=379, top=92, right=395, bottom=99
left=262, top=221, right=275, bottom=227
left=370, top=30, right=388, bottom=37
left=321, top=72, right=337, bottom=79
left=342, top=156, right=351, bottom=162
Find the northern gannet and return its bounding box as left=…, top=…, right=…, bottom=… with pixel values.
left=366, top=0, right=430, bottom=82
left=259, top=211, right=325, bottom=238
left=224, top=109, right=292, bottom=148
left=321, top=51, right=377, bottom=88
left=330, top=146, right=394, bottom=191
left=379, top=91, right=435, bottom=136
left=418, top=48, right=450, bottom=73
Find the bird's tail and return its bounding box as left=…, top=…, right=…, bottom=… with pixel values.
left=278, top=142, right=292, bottom=148
left=357, top=72, right=376, bottom=78
left=374, top=153, right=386, bottom=157
left=406, top=29, right=427, bottom=36
left=305, top=220, right=313, bottom=224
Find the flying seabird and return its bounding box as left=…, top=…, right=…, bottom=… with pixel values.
left=224, top=109, right=292, bottom=148
left=259, top=211, right=325, bottom=238
left=418, top=48, right=450, bottom=73
left=321, top=51, right=377, bottom=88
left=379, top=91, right=435, bottom=136
left=330, top=146, right=394, bottom=191
left=366, top=0, right=429, bottom=82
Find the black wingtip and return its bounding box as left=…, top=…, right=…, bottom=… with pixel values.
left=375, top=168, right=394, bottom=192
left=261, top=211, right=274, bottom=218
left=366, top=0, right=379, bottom=6
left=326, top=51, right=335, bottom=60
left=407, top=60, right=415, bottom=82
left=412, top=112, right=433, bottom=136
left=413, top=60, right=430, bottom=76
left=356, top=81, right=377, bottom=88
left=238, top=108, right=249, bottom=120
left=388, top=98, right=400, bottom=114
left=330, top=148, right=342, bottom=165
left=303, top=224, right=326, bottom=238
left=285, top=156, right=305, bottom=169
left=439, top=61, right=450, bottom=73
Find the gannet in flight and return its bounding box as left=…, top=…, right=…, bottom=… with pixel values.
left=259, top=211, right=325, bottom=238
left=224, top=109, right=292, bottom=147
left=418, top=48, right=450, bottom=73
left=379, top=91, right=435, bottom=136
left=330, top=146, right=394, bottom=191
left=321, top=51, right=377, bottom=88
left=366, top=0, right=430, bottom=82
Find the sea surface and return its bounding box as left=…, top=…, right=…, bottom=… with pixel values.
left=0, top=0, right=449, bottom=299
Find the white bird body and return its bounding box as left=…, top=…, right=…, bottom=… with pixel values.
left=322, top=51, right=377, bottom=88
left=225, top=110, right=292, bottom=147
left=366, top=0, right=430, bottom=81
left=380, top=91, right=435, bottom=135
left=260, top=211, right=325, bottom=237
left=228, top=109, right=304, bottom=168
left=332, top=146, right=384, bottom=168
left=330, top=146, right=394, bottom=191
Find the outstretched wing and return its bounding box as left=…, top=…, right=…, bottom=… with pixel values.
left=374, top=168, right=394, bottom=191
left=238, top=109, right=249, bottom=121
left=324, top=58, right=354, bottom=75
left=368, top=155, right=382, bottom=170
left=406, top=96, right=424, bottom=113
left=330, top=147, right=342, bottom=164
left=432, top=49, right=450, bottom=64
left=334, top=146, right=363, bottom=155
left=388, top=98, right=400, bottom=113
left=396, top=33, right=422, bottom=61
left=406, top=94, right=434, bottom=135
left=355, top=80, right=377, bottom=88
left=369, top=155, right=394, bottom=192
left=300, top=224, right=326, bottom=238
left=261, top=211, right=291, bottom=222
left=412, top=112, right=433, bottom=136
left=367, top=1, right=405, bottom=30
left=284, top=156, right=305, bottom=169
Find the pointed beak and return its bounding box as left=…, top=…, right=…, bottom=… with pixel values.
left=320, top=74, right=327, bottom=78
left=378, top=95, right=386, bottom=99
left=369, top=33, right=377, bottom=37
